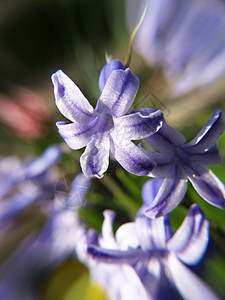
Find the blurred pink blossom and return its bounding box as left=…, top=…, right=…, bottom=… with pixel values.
left=0, top=88, right=50, bottom=138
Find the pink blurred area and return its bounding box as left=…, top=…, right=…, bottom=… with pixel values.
left=0, top=88, right=50, bottom=139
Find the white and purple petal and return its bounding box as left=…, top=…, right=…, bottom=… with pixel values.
left=167, top=204, right=209, bottom=265
left=56, top=120, right=97, bottom=150
left=145, top=122, right=186, bottom=153
left=144, top=165, right=188, bottom=218
left=185, top=162, right=225, bottom=209
left=113, top=110, right=163, bottom=141
left=183, top=110, right=225, bottom=153
left=111, top=139, right=156, bottom=176
left=167, top=253, right=220, bottom=300
left=80, top=130, right=110, bottom=179
left=135, top=216, right=167, bottom=250
left=87, top=245, right=141, bottom=265
left=96, top=68, right=140, bottom=117
left=51, top=70, right=94, bottom=123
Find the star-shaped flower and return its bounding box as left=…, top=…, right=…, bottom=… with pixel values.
left=52, top=60, right=163, bottom=178
left=87, top=204, right=219, bottom=300
left=141, top=109, right=225, bottom=217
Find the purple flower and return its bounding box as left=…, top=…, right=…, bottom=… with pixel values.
left=87, top=205, right=220, bottom=300
left=0, top=145, right=62, bottom=228
left=126, top=0, right=225, bottom=96
left=52, top=60, right=164, bottom=178
left=140, top=109, right=225, bottom=217
left=0, top=173, right=93, bottom=300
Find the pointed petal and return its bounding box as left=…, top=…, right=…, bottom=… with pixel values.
left=51, top=70, right=94, bottom=123
left=186, top=162, right=225, bottom=208
left=113, top=110, right=163, bottom=141
left=98, top=59, right=125, bottom=92
left=111, top=139, right=156, bottom=176
left=56, top=120, right=96, bottom=150
left=167, top=254, right=220, bottom=300
left=25, top=144, right=61, bottom=178
left=87, top=245, right=141, bottom=264
left=167, top=204, right=209, bottom=265
left=96, top=68, right=140, bottom=117
left=145, top=122, right=186, bottom=152
left=80, top=131, right=110, bottom=178
left=186, top=145, right=221, bottom=166
left=183, top=110, right=225, bottom=153
left=145, top=166, right=188, bottom=218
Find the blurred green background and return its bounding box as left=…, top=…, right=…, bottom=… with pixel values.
left=0, top=0, right=225, bottom=299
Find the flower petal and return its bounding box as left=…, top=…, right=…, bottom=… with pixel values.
left=145, top=122, right=186, bottom=152
left=87, top=245, right=142, bottom=264
left=116, top=222, right=140, bottom=250
left=80, top=131, right=110, bottom=178
left=113, top=110, right=163, bottom=141
left=51, top=70, right=94, bottom=123
left=183, top=109, right=225, bottom=153
left=111, top=139, right=156, bottom=176
left=25, top=144, right=61, bottom=179
left=98, top=59, right=125, bottom=92
left=96, top=68, right=140, bottom=117
left=167, top=204, right=209, bottom=265
left=186, top=162, right=225, bottom=208
left=186, top=145, right=221, bottom=166
left=144, top=165, right=188, bottom=218
left=167, top=253, right=220, bottom=300
left=136, top=216, right=167, bottom=250
left=56, top=120, right=96, bottom=150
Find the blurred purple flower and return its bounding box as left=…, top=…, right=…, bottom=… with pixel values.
left=0, top=145, right=62, bottom=228
left=87, top=205, right=219, bottom=300
left=52, top=59, right=164, bottom=178
left=141, top=109, right=225, bottom=217
left=126, top=0, right=225, bottom=96
left=0, top=172, right=93, bottom=300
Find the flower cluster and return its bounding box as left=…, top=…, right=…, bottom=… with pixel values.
left=52, top=57, right=225, bottom=299
left=1, top=2, right=225, bottom=299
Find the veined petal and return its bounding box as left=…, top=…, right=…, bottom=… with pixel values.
left=51, top=70, right=94, bottom=123
left=98, top=59, right=125, bottom=92
left=87, top=245, right=141, bottom=264
left=111, top=139, right=156, bottom=176
left=56, top=120, right=96, bottom=150
left=187, top=145, right=221, bottom=166
left=167, top=204, right=209, bottom=265
left=167, top=254, right=220, bottom=300
left=113, top=110, right=163, bottom=141
left=136, top=216, right=167, bottom=250
left=145, top=166, right=188, bottom=218
left=80, top=131, right=110, bottom=178
left=96, top=68, right=140, bottom=117
left=183, top=109, right=225, bottom=153
left=186, top=162, right=225, bottom=208
left=145, top=122, right=186, bottom=153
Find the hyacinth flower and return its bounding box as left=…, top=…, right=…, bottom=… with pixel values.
left=86, top=210, right=152, bottom=300
left=52, top=59, right=164, bottom=178
left=87, top=205, right=220, bottom=300
left=126, top=0, right=225, bottom=96
left=0, top=173, right=93, bottom=300
left=139, top=109, right=225, bottom=217
left=0, top=145, right=62, bottom=229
